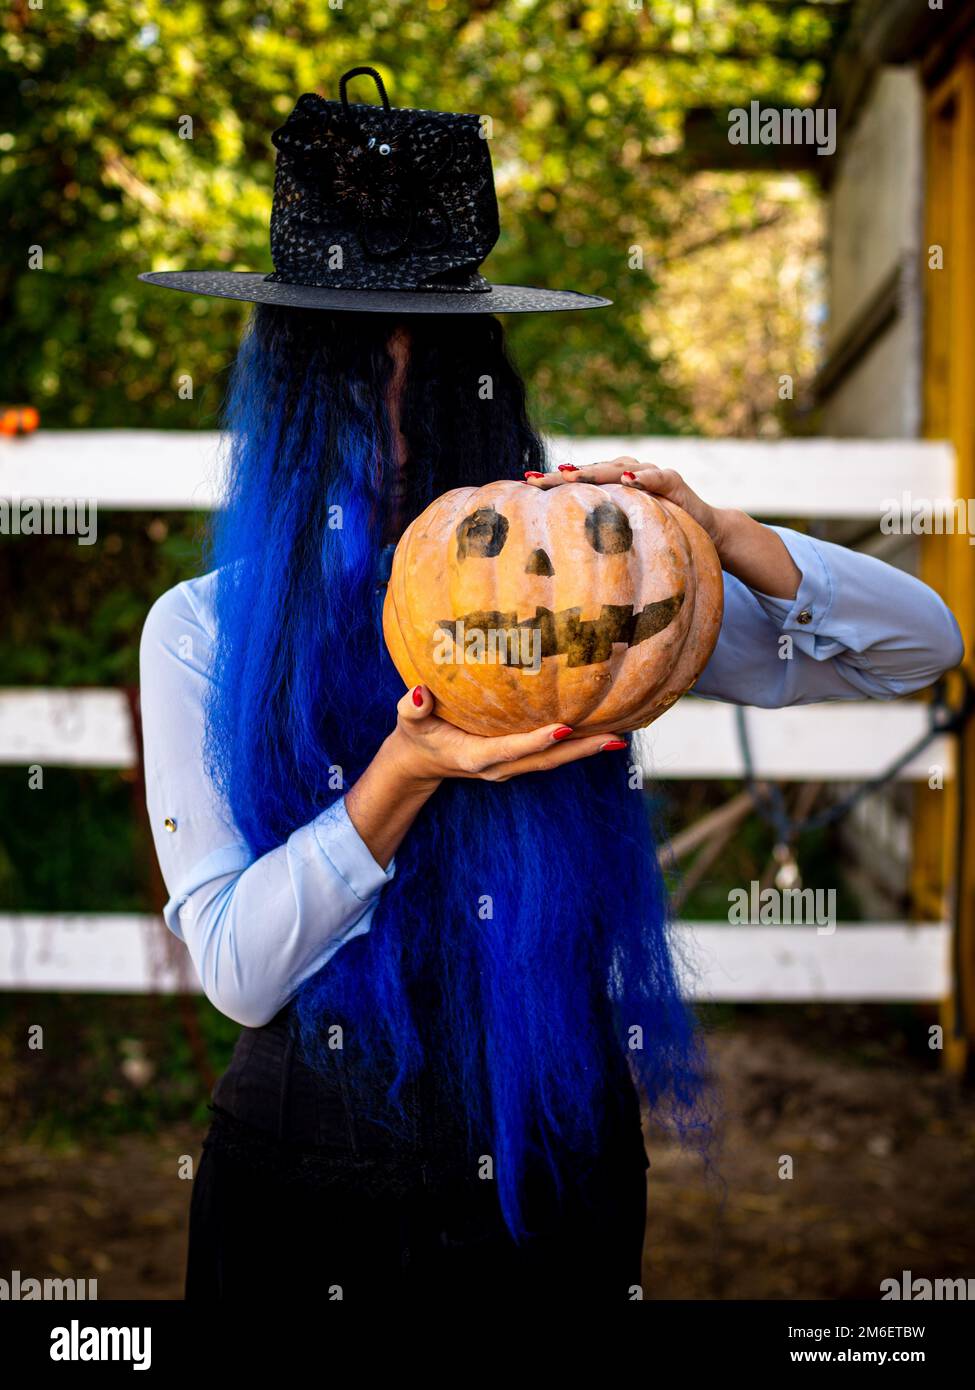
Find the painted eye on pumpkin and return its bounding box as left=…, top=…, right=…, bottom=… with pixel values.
left=585, top=501, right=633, bottom=554
left=456, top=506, right=509, bottom=559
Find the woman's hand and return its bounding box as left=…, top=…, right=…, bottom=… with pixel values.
left=527, top=455, right=723, bottom=543
left=345, top=686, right=627, bottom=869
left=388, top=685, right=626, bottom=787
left=526, top=457, right=802, bottom=601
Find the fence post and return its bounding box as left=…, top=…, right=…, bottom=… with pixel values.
left=918, top=57, right=975, bottom=1076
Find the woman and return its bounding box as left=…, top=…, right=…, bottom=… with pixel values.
left=139, top=71, right=963, bottom=1303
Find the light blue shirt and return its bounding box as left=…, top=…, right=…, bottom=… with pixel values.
left=139, top=525, right=963, bottom=1027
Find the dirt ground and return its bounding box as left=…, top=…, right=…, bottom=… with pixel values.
left=643, top=1016, right=975, bottom=1299
left=2, top=1013, right=974, bottom=1300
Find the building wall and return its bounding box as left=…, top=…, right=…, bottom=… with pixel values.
left=821, top=67, right=925, bottom=437
left=821, top=306, right=918, bottom=437
left=820, top=66, right=927, bottom=907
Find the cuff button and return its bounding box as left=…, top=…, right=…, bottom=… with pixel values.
left=797, top=608, right=813, bottom=625
left=163, top=817, right=178, bottom=833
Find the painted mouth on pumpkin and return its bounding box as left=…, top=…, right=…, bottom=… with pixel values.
left=436, top=593, right=685, bottom=669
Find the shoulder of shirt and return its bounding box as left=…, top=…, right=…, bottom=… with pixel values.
left=141, top=569, right=220, bottom=654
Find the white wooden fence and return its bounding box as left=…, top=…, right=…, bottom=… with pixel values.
left=0, top=431, right=957, bottom=1003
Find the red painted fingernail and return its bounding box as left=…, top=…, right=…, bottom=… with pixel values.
left=622, top=471, right=636, bottom=480
left=600, top=739, right=627, bottom=751
left=557, top=464, right=579, bottom=472
left=524, top=471, right=544, bottom=478
left=412, top=686, right=424, bottom=706
left=552, top=726, right=574, bottom=741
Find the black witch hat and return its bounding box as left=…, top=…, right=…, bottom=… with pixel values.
left=140, top=66, right=611, bottom=315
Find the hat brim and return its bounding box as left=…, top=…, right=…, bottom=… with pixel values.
left=138, top=270, right=611, bottom=314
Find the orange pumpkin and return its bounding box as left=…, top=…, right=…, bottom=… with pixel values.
left=382, top=480, right=724, bottom=737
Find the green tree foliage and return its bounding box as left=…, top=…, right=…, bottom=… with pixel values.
left=1, top=0, right=843, bottom=434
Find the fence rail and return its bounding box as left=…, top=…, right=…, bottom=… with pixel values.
left=0, top=914, right=951, bottom=1003
left=0, top=687, right=951, bottom=781
left=0, top=430, right=956, bottom=516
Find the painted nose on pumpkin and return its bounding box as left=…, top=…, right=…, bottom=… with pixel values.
left=525, top=548, right=555, bottom=576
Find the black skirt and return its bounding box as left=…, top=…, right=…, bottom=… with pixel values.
left=185, top=1004, right=649, bottom=1303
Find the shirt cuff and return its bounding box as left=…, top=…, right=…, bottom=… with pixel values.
left=312, top=796, right=396, bottom=902
left=748, top=525, right=835, bottom=635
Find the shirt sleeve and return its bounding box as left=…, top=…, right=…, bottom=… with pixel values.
left=139, top=578, right=395, bottom=1028
left=694, top=525, right=965, bottom=707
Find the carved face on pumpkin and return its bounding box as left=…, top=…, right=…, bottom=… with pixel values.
left=441, top=500, right=686, bottom=670
left=382, top=480, right=723, bottom=737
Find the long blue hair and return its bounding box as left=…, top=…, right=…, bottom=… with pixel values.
left=205, top=304, right=708, bottom=1238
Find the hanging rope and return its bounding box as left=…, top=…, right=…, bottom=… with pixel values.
left=734, top=671, right=975, bottom=1035
left=734, top=670, right=975, bottom=848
